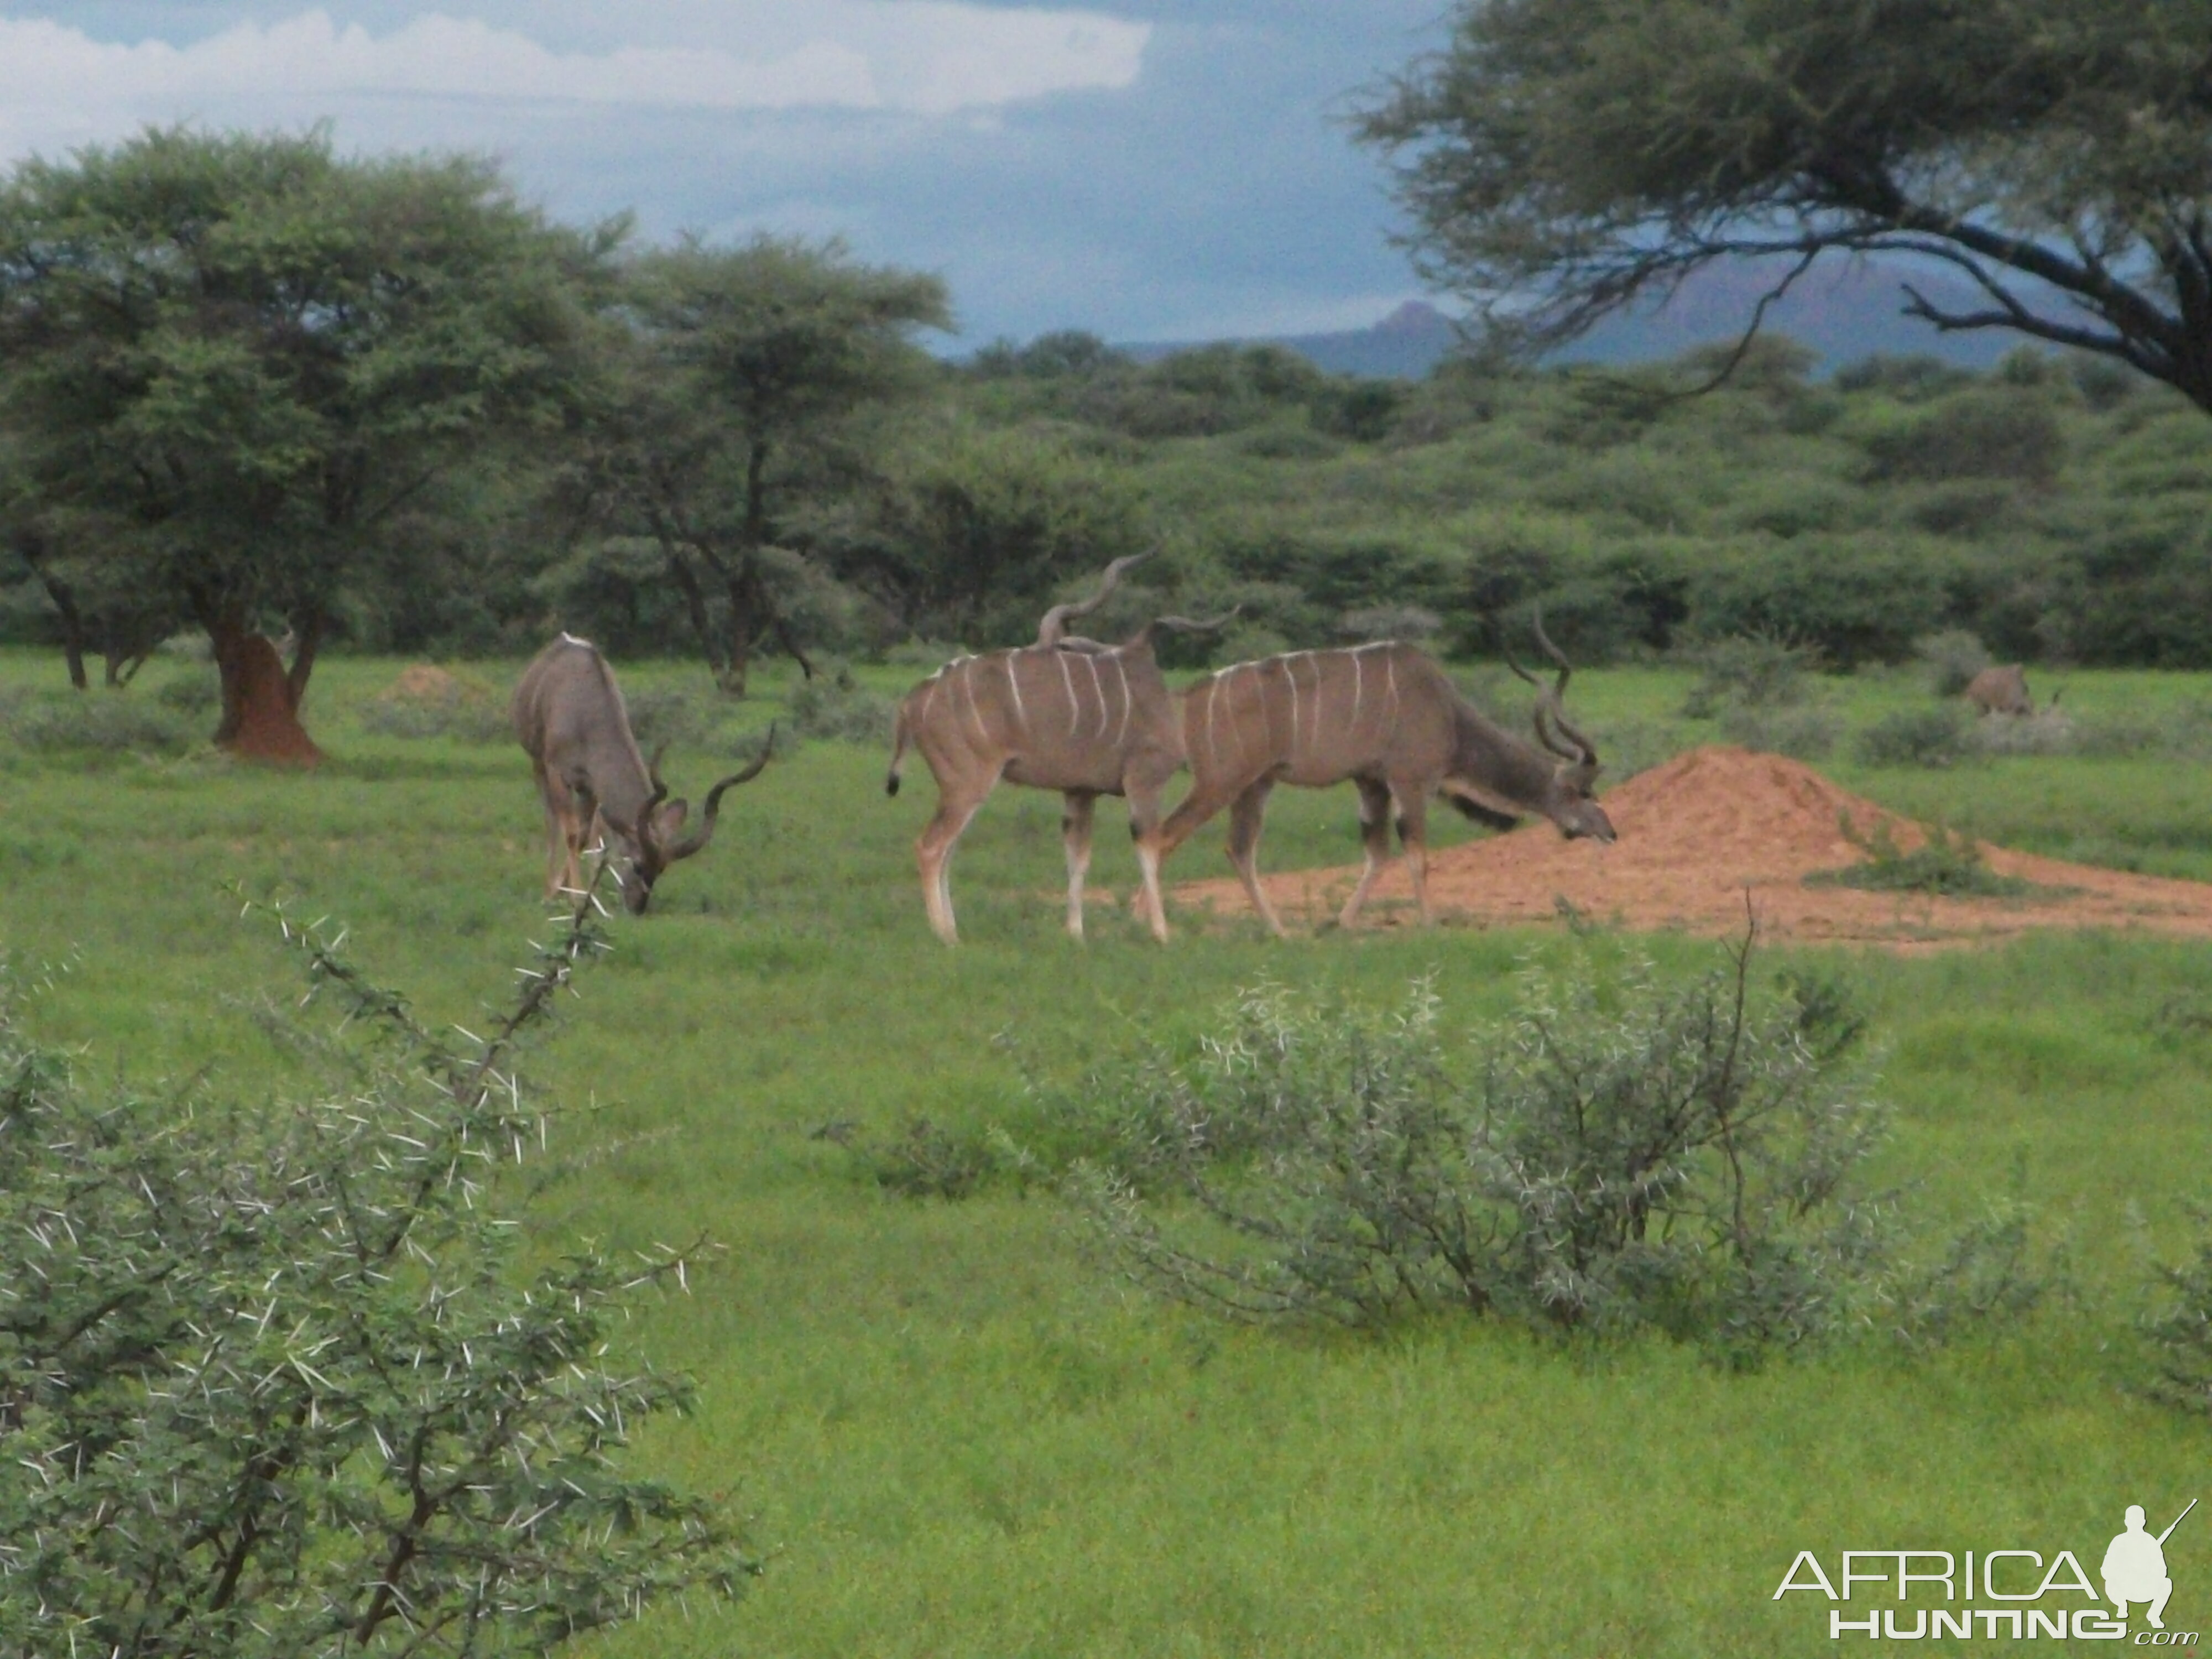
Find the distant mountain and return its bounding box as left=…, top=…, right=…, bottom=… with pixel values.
left=1562, top=257, right=2022, bottom=373
left=1121, top=300, right=1459, bottom=378
left=1118, top=257, right=2027, bottom=380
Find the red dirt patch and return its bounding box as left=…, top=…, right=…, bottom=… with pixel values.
left=1173, top=745, right=2212, bottom=951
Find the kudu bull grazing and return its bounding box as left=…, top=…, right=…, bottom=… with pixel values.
left=885, top=555, right=1226, bottom=945
left=1155, top=622, right=1615, bottom=935
left=513, top=634, right=773, bottom=915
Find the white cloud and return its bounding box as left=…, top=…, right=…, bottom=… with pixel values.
left=0, top=6, right=1149, bottom=160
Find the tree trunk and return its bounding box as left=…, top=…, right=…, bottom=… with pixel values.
left=662, top=546, right=732, bottom=687
left=284, top=606, right=325, bottom=711
left=204, top=609, right=322, bottom=765
left=717, top=566, right=753, bottom=698
left=19, top=538, right=88, bottom=691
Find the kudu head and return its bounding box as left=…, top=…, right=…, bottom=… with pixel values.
left=600, top=727, right=776, bottom=914
left=1498, top=616, right=1616, bottom=844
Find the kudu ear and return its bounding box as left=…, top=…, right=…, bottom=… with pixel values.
left=654, top=799, right=691, bottom=842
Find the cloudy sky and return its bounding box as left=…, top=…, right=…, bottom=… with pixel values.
left=0, top=2, right=1452, bottom=347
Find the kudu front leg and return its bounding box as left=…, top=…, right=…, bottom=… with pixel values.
left=916, top=790, right=988, bottom=946
left=1061, top=791, right=1097, bottom=941
left=1226, top=778, right=1287, bottom=938
left=1126, top=776, right=1176, bottom=945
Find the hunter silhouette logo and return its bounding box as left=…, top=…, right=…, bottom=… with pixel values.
left=1774, top=1499, right=2200, bottom=1642
left=2106, top=1501, right=2193, bottom=1631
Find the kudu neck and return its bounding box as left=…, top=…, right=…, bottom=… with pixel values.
left=1452, top=695, right=1564, bottom=798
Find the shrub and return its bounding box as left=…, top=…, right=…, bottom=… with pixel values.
left=815, top=1116, right=1029, bottom=1200
left=1807, top=813, right=2034, bottom=899
left=1679, top=633, right=1818, bottom=718
left=1072, top=935, right=1898, bottom=1359
left=1912, top=629, right=1992, bottom=696
left=1855, top=703, right=1976, bottom=768
left=1689, top=536, right=1957, bottom=667
left=786, top=666, right=896, bottom=743
left=154, top=671, right=221, bottom=713
left=621, top=685, right=709, bottom=751
left=358, top=696, right=511, bottom=742
left=2, top=691, right=195, bottom=755
left=1718, top=700, right=1841, bottom=761
left=2072, top=705, right=2212, bottom=760
left=1971, top=706, right=2077, bottom=757
left=2142, top=1206, right=2212, bottom=1412
left=0, top=893, right=754, bottom=1657
left=1861, top=390, right=2065, bottom=486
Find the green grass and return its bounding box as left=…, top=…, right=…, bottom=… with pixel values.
left=6, top=648, right=2212, bottom=1655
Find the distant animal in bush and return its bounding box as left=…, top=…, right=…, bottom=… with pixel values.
left=1963, top=664, right=2036, bottom=716
left=513, top=635, right=772, bottom=915
left=1156, top=620, right=1616, bottom=935
left=885, top=554, right=1229, bottom=945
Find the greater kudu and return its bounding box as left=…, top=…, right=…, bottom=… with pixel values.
left=513, top=634, right=773, bottom=914
left=885, top=555, right=1224, bottom=944
left=1155, top=623, right=1615, bottom=934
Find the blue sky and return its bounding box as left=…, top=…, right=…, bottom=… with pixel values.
left=0, top=2, right=1452, bottom=347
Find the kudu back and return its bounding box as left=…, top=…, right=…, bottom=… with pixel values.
left=513, top=634, right=771, bottom=914
left=885, top=555, right=1223, bottom=943
left=1156, top=625, right=1615, bottom=934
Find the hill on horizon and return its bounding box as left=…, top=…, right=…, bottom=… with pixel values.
left=1117, top=255, right=2032, bottom=379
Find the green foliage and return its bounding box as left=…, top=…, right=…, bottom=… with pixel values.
left=1678, top=633, right=1839, bottom=757
left=1074, top=938, right=1901, bottom=1358
left=356, top=695, right=512, bottom=743
left=1859, top=392, right=2066, bottom=487
left=1716, top=700, right=1841, bottom=761
left=2141, top=1206, right=2212, bottom=1412
left=1855, top=703, right=1977, bottom=768
left=1810, top=814, right=2034, bottom=899
left=1914, top=628, right=1993, bottom=696
left=816, top=1116, right=1029, bottom=1201
left=154, top=669, right=221, bottom=713
left=564, top=234, right=951, bottom=691
left=838, top=422, right=1147, bottom=643
left=1678, top=633, right=1817, bottom=718
left=0, top=126, right=602, bottom=717
left=1690, top=536, right=1958, bottom=667
left=1, top=688, right=195, bottom=754
left=619, top=685, right=712, bottom=752
left=0, top=894, right=754, bottom=1657
left=785, top=667, right=896, bottom=744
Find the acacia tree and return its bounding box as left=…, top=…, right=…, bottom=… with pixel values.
left=571, top=236, right=950, bottom=696
left=833, top=423, right=1149, bottom=643
left=0, top=126, right=608, bottom=755
left=1355, top=0, right=2212, bottom=409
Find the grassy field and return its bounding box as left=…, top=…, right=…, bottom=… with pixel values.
left=6, top=646, right=2212, bottom=1656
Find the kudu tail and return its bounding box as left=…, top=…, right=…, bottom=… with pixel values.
left=885, top=703, right=910, bottom=797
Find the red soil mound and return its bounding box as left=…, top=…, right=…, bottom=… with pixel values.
left=1173, top=746, right=2212, bottom=950
left=226, top=633, right=322, bottom=767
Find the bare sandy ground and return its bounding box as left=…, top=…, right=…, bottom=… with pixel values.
left=1171, top=746, right=2212, bottom=951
